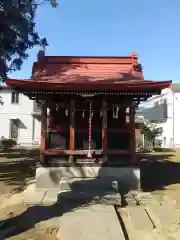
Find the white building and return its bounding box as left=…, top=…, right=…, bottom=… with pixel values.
left=0, top=83, right=41, bottom=146
left=139, top=84, right=180, bottom=148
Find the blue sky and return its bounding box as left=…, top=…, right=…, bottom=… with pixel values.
left=10, top=0, right=180, bottom=82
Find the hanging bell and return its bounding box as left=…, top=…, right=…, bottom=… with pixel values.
left=65, top=109, right=68, bottom=116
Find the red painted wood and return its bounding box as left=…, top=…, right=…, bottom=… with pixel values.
left=6, top=78, right=171, bottom=92
left=129, top=104, right=136, bottom=164
left=102, top=100, right=107, bottom=154
left=44, top=149, right=132, bottom=156
left=40, top=101, right=47, bottom=164
left=31, top=54, right=143, bottom=82
left=69, top=100, right=75, bottom=151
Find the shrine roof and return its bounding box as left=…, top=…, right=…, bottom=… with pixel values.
left=5, top=52, right=172, bottom=94
left=5, top=78, right=172, bottom=94
left=31, top=51, right=144, bottom=82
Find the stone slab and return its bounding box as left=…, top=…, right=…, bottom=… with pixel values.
left=58, top=191, right=121, bottom=206
left=24, top=190, right=47, bottom=205
left=56, top=204, right=125, bottom=240
left=24, top=189, right=121, bottom=206
left=42, top=190, right=59, bottom=205
left=126, top=206, right=154, bottom=231
left=118, top=208, right=159, bottom=240
left=148, top=204, right=180, bottom=226
left=100, top=193, right=121, bottom=205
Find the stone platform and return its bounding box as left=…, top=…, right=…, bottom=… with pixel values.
left=36, top=166, right=140, bottom=191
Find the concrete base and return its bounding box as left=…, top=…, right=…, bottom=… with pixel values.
left=36, top=166, right=140, bottom=191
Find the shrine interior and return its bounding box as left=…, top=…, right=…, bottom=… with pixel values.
left=42, top=94, right=136, bottom=164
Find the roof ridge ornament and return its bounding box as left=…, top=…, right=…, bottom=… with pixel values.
left=37, top=50, right=45, bottom=62
left=130, top=51, right=138, bottom=59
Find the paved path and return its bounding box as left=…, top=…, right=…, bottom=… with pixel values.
left=56, top=204, right=125, bottom=240
left=118, top=193, right=180, bottom=240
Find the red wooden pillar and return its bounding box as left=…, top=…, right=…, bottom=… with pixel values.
left=129, top=102, right=136, bottom=164
left=40, top=100, right=47, bottom=165
left=69, top=100, right=75, bottom=157
left=102, top=100, right=107, bottom=161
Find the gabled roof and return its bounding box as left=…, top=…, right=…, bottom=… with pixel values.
left=31, top=51, right=144, bottom=83
left=5, top=51, right=172, bottom=95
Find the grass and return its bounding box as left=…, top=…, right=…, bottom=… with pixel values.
left=139, top=148, right=180, bottom=162
left=0, top=148, right=40, bottom=161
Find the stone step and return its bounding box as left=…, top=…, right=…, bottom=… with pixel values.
left=126, top=206, right=155, bottom=231
left=24, top=189, right=121, bottom=206
left=125, top=192, right=153, bottom=206
left=24, top=189, right=47, bottom=205
left=147, top=204, right=180, bottom=227
left=118, top=207, right=158, bottom=240
left=56, top=204, right=126, bottom=240
left=58, top=191, right=121, bottom=206
left=99, top=193, right=121, bottom=205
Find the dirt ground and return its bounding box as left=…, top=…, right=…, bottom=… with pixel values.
left=138, top=149, right=180, bottom=207
left=0, top=148, right=57, bottom=239
left=0, top=148, right=180, bottom=239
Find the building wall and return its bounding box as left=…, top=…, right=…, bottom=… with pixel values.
left=141, top=88, right=180, bottom=148
left=0, top=87, right=40, bottom=146
left=34, top=117, right=41, bottom=145
left=172, top=92, right=180, bottom=147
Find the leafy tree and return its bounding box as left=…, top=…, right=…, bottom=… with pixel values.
left=140, top=120, right=163, bottom=150
left=0, top=0, right=57, bottom=80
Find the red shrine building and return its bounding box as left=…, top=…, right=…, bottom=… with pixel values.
left=6, top=51, right=171, bottom=190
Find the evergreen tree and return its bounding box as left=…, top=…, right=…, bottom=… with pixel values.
left=0, top=0, right=57, bottom=80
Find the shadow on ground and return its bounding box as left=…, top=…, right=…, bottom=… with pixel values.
left=1, top=151, right=180, bottom=238
left=138, top=152, right=180, bottom=191
left=0, top=175, right=128, bottom=238
left=0, top=149, right=39, bottom=192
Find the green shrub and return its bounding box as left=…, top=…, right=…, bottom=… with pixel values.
left=1, top=138, right=17, bottom=150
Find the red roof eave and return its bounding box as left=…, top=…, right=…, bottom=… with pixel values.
left=5, top=79, right=172, bottom=92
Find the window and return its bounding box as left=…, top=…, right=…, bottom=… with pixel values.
left=154, top=101, right=159, bottom=106
left=11, top=92, right=19, bottom=104
left=10, top=119, right=18, bottom=140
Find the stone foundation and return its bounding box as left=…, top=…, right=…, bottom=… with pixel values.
left=36, top=166, right=140, bottom=191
